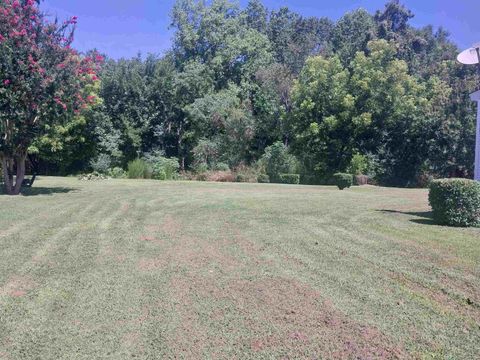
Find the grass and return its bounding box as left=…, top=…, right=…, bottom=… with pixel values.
left=0, top=177, right=479, bottom=359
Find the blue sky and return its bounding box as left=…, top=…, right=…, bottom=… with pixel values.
left=41, top=0, right=480, bottom=59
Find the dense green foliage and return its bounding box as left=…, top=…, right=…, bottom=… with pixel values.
left=127, top=159, right=151, bottom=179
left=279, top=173, right=300, bottom=185
left=108, top=167, right=127, bottom=179
left=144, top=151, right=180, bottom=180
left=429, top=178, right=480, bottom=227
left=260, top=141, right=298, bottom=183
left=90, top=154, right=111, bottom=174
left=333, top=173, right=353, bottom=190
left=348, top=154, right=370, bottom=176
left=257, top=174, right=270, bottom=183
left=5, top=0, right=479, bottom=187
left=126, top=153, right=180, bottom=180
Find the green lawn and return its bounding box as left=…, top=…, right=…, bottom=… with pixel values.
left=0, top=177, right=479, bottom=359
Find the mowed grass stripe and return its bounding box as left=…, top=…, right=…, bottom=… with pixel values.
left=0, top=192, right=119, bottom=357
left=223, top=187, right=480, bottom=356
left=0, top=177, right=479, bottom=359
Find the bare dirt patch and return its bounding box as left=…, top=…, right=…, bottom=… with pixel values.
left=141, top=235, right=154, bottom=241
left=145, top=224, right=162, bottom=233
left=174, top=233, right=242, bottom=273
left=223, top=221, right=265, bottom=261
left=225, top=277, right=407, bottom=359
left=161, top=215, right=181, bottom=237
left=0, top=275, right=36, bottom=298
left=0, top=223, right=23, bottom=239
left=168, top=271, right=407, bottom=358
left=166, top=275, right=210, bottom=358
left=122, top=331, right=142, bottom=350
left=137, top=258, right=167, bottom=272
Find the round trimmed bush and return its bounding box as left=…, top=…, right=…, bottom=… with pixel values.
left=333, top=173, right=353, bottom=190
left=429, top=178, right=480, bottom=227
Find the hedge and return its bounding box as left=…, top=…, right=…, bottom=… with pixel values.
left=429, top=178, right=480, bottom=227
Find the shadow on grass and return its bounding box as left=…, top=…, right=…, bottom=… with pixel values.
left=0, top=187, right=78, bottom=197
left=378, top=209, right=437, bottom=225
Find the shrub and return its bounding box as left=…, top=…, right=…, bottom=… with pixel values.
left=109, top=167, right=126, bottom=179
left=78, top=172, right=108, bottom=181
left=233, top=164, right=258, bottom=183
left=260, top=142, right=298, bottom=183
left=194, top=162, right=209, bottom=174
left=193, top=139, right=219, bottom=170
left=144, top=151, right=180, bottom=180
left=178, top=171, right=196, bottom=181
left=196, top=173, right=208, bottom=181
left=257, top=174, right=270, bottom=183
left=347, top=154, right=368, bottom=176
left=214, top=162, right=230, bottom=171
left=279, top=174, right=300, bottom=184
left=429, top=178, right=480, bottom=227
left=151, top=159, right=179, bottom=180
left=354, top=174, right=369, bottom=186
left=90, top=154, right=111, bottom=174
left=161, top=158, right=179, bottom=179
left=333, top=173, right=353, bottom=190
left=416, top=171, right=435, bottom=188
left=300, top=174, right=321, bottom=185
left=155, top=169, right=167, bottom=181
left=193, top=169, right=236, bottom=183
left=128, top=159, right=151, bottom=179
left=236, top=174, right=249, bottom=183
left=207, top=171, right=235, bottom=182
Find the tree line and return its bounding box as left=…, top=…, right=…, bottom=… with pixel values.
left=5, top=0, right=480, bottom=187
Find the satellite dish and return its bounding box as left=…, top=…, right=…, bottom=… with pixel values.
left=457, top=43, right=480, bottom=65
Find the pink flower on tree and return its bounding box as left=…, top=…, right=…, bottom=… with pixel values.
left=86, top=95, right=96, bottom=104
left=0, top=0, right=103, bottom=195
left=54, top=97, right=68, bottom=110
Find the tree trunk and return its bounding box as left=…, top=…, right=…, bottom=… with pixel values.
left=1, top=154, right=26, bottom=195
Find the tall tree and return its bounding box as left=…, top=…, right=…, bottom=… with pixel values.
left=267, top=7, right=333, bottom=74
left=289, top=55, right=354, bottom=179
left=331, top=9, right=377, bottom=66
left=243, top=0, right=268, bottom=34
left=290, top=40, right=446, bottom=185
left=0, top=0, right=101, bottom=194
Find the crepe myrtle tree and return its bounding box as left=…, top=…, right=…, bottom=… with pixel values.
left=0, top=0, right=102, bottom=195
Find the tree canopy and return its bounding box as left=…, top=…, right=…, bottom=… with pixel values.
left=2, top=0, right=479, bottom=190
left=0, top=0, right=101, bottom=194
